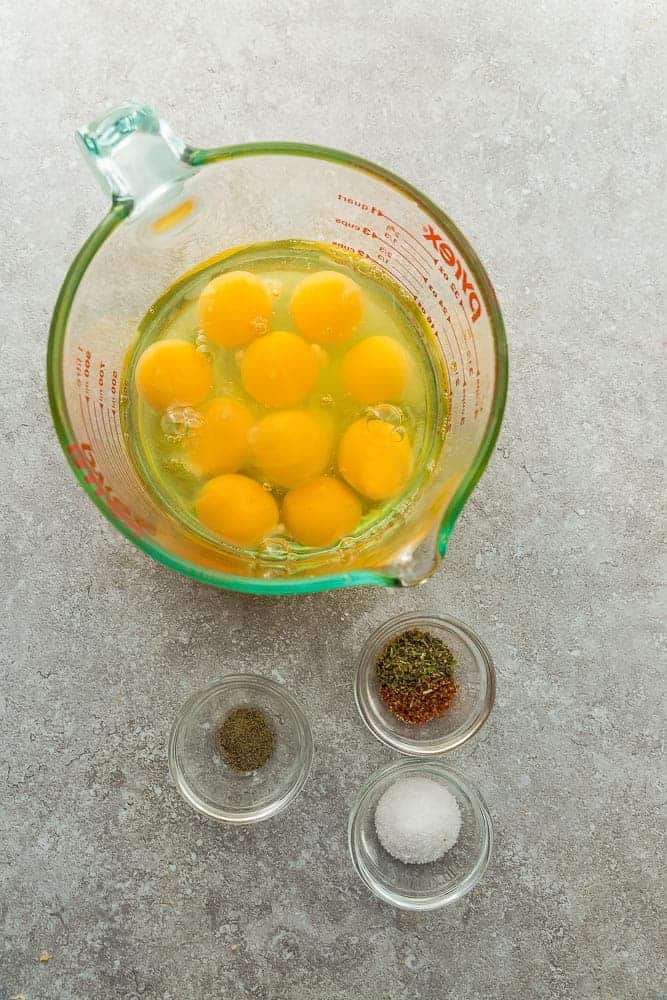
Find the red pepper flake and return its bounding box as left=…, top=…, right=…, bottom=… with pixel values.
left=379, top=675, right=458, bottom=725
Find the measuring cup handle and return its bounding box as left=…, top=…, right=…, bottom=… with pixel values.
left=76, top=100, right=197, bottom=215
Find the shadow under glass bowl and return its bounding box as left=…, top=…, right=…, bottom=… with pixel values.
left=355, top=612, right=495, bottom=756
left=348, top=758, right=493, bottom=910
left=168, top=674, right=313, bottom=824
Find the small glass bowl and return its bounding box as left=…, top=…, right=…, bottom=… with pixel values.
left=348, top=759, right=492, bottom=910
left=168, top=674, right=313, bottom=824
left=355, top=612, right=495, bottom=756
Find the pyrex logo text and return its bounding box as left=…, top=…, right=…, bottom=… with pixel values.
left=68, top=441, right=148, bottom=536
left=423, top=225, right=482, bottom=323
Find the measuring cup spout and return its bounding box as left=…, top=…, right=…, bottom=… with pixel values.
left=377, top=520, right=444, bottom=587
left=75, top=100, right=197, bottom=216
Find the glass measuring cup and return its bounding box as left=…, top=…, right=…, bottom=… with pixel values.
left=47, top=101, right=507, bottom=594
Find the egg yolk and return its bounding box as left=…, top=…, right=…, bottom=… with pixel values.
left=241, top=330, right=320, bottom=408
left=134, top=339, right=212, bottom=411
left=283, top=476, right=362, bottom=548
left=250, top=410, right=332, bottom=489
left=195, top=474, right=279, bottom=548
left=341, top=335, right=408, bottom=405
left=338, top=418, right=413, bottom=501
left=197, top=271, right=273, bottom=348
left=290, top=270, right=364, bottom=344
left=182, top=398, right=253, bottom=477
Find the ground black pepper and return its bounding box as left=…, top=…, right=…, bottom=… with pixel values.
left=217, top=706, right=274, bottom=772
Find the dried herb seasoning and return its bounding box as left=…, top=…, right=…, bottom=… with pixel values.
left=376, top=629, right=455, bottom=691
left=380, top=675, right=458, bottom=725
left=217, top=706, right=274, bottom=772
left=375, top=628, right=458, bottom=725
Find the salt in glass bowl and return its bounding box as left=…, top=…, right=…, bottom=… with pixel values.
left=169, top=674, right=313, bottom=824
left=348, top=758, right=492, bottom=910
left=355, top=612, right=495, bottom=756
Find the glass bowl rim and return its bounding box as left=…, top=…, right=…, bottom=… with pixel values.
left=168, top=673, right=314, bottom=824
left=348, top=757, right=493, bottom=910
left=355, top=611, right=496, bottom=755
left=47, top=139, right=508, bottom=594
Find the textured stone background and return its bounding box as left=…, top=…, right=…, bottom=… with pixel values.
left=1, top=1, right=665, bottom=998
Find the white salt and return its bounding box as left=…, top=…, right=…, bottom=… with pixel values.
left=375, top=776, right=462, bottom=864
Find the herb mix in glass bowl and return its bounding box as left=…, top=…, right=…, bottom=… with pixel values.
left=375, top=628, right=459, bottom=725
left=355, top=613, right=496, bottom=757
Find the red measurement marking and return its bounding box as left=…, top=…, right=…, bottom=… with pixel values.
left=111, top=414, right=129, bottom=473
left=97, top=390, right=125, bottom=470
left=431, top=276, right=480, bottom=404
left=97, top=359, right=106, bottom=407
left=331, top=235, right=465, bottom=420
left=371, top=231, right=429, bottom=282
left=102, top=402, right=128, bottom=475
left=80, top=395, right=136, bottom=498
left=423, top=225, right=482, bottom=323
left=335, top=217, right=428, bottom=288
left=376, top=254, right=422, bottom=299
left=331, top=236, right=422, bottom=299
left=88, top=397, right=121, bottom=484
left=336, top=194, right=438, bottom=267
left=422, top=259, right=481, bottom=410
left=91, top=396, right=105, bottom=447
left=397, top=238, right=432, bottom=271
left=375, top=208, right=438, bottom=265
left=374, top=257, right=422, bottom=300
left=422, top=280, right=467, bottom=380
left=336, top=193, right=393, bottom=217
left=78, top=394, right=94, bottom=444
left=75, top=349, right=133, bottom=484
left=67, top=440, right=149, bottom=535
left=462, top=320, right=481, bottom=411
left=335, top=216, right=363, bottom=232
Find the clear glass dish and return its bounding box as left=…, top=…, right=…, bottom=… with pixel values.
left=348, top=759, right=492, bottom=910
left=168, top=674, right=313, bottom=824
left=355, top=612, right=495, bottom=756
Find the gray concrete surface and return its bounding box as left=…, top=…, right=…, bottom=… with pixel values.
left=1, top=1, right=665, bottom=997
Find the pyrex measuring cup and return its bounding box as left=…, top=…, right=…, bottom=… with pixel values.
left=47, top=101, right=507, bottom=594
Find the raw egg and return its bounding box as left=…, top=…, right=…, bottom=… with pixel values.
left=338, top=417, right=413, bottom=501
left=182, top=397, right=253, bottom=477
left=241, top=330, right=320, bottom=408
left=341, top=335, right=408, bottom=405
left=134, top=339, right=212, bottom=411
left=251, top=410, right=332, bottom=489
left=283, top=476, right=362, bottom=547
left=290, top=270, right=363, bottom=344
left=195, top=474, right=279, bottom=548
left=197, top=271, right=272, bottom=348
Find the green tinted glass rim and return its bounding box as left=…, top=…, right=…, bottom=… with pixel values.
left=47, top=141, right=507, bottom=594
